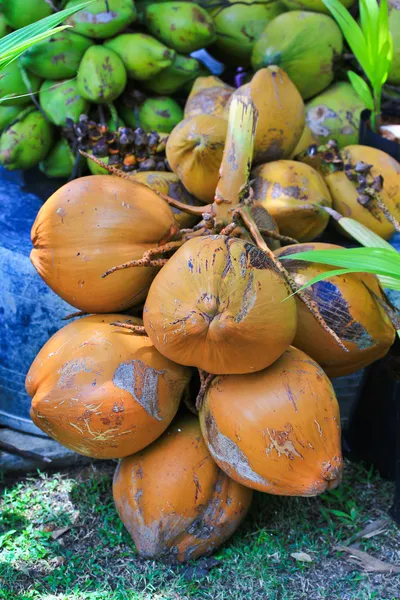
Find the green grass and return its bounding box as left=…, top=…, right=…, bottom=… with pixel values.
left=0, top=461, right=399, bottom=600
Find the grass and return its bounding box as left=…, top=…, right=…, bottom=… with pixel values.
left=0, top=460, right=399, bottom=600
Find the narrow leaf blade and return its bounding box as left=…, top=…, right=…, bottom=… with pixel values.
left=0, top=1, right=93, bottom=57
left=347, top=71, right=374, bottom=109
left=322, top=0, right=373, bottom=80
left=282, top=247, right=400, bottom=279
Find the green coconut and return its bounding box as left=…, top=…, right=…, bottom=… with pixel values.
left=251, top=11, right=343, bottom=100
left=144, top=2, right=216, bottom=53
left=281, top=0, right=354, bottom=15
left=143, top=54, right=202, bottom=94
left=139, top=97, right=183, bottom=132
left=39, top=139, right=76, bottom=179
left=0, top=110, right=53, bottom=170
left=77, top=46, right=127, bottom=104
left=87, top=152, right=110, bottom=175
left=388, top=0, right=400, bottom=85
left=105, top=34, right=175, bottom=81
left=0, top=105, right=23, bottom=132
left=21, top=30, right=93, bottom=80
left=306, top=82, right=366, bottom=148
left=0, top=60, right=42, bottom=106
left=39, top=79, right=90, bottom=126
left=116, top=103, right=139, bottom=128
left=208, top=0, right=287, bottom=67
left=64, top=0, right=137, bottom=39
left=3, top=0, right=52, bottom=29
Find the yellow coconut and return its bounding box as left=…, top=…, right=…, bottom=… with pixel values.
left=129, top=171, right=202, bottom=228
left=324, top=145, right=400, bottom=240
left=227, top=67, right=305, bottom=164
left=166, top=114, right=228, bottom=203
left=252, top=160, right=332, bottom=241
left=184, top=75, right=234, bottom=119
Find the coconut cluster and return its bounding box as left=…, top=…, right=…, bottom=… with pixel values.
left=25, top=67, right=399, bottom=564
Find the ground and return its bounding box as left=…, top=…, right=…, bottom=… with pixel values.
left=0, top=460, right=399, bottom=600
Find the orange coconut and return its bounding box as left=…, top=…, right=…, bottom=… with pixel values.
left=276, top=242, right=395, bottom=377
left=252, top=160, right=332, bottom=241
left=166, top=114, right=228, bottom=203
left=184, top=75, right=234, bottom=119
left=200, top=345, right=343, bottom=496
left=227, top=67, right=305, bottom=164
left=27, top=314, right=191, bottom=459
left=113, top=415, right=252, bottom=563
left=325, top=145, right=400, bottom=240
left=30, top=175, right=179, bottom=313
left=143, top=235, right=297, bottom=374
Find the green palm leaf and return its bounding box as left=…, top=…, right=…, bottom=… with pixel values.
left=0, top=1, right=93, bottom=68
left=282, top=247, right=400, bottom=279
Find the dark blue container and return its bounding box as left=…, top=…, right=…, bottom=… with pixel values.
left=0, top=168, right=74, bottom=435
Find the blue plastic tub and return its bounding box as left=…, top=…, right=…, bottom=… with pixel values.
left=0, top=168, right=74, bottom=436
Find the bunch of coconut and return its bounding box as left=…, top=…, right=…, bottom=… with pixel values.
left=27, top=67, right=397, bottom=563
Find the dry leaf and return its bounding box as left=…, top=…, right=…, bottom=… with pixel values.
left=51, top=526, right=70, bottom=540
left=291, top=551, right=313, bottom=563
left=335, top=545, right=400, bottom=574
left=342, top=519, right=388, bottom=547
left=361, top=519, right=387, bottom=540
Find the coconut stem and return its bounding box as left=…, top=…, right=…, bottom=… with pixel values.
left=62, top=310, right=89, bottom=321
left=237, top=206, right=349, bottom=353
left=110, top=322, right=148, bottom=335
left=102, top=240, right=184, bottom=278
left=158, top=192, right=211, bottom=216
left=373, top=196, right=400, bottom=232
left=79, top=150, right=132, bottom=180
left=196, top=370, right=215, bottom=411
left=214, top=94, right=258, bottom=224
left=259, top=228, right=298, bottom=245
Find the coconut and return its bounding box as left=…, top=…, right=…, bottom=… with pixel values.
left=30, top=175, right=179, bottom=313
left=306, top=82, right=366, bottom=148
left=276, top=243, right=396, bottom=377
left=289, top=123, right=318, bottom=158
left=208, top=0, right=286, bottom=66
left=113, top=416, right=252, bottom=562
left=325, top=145, right=400, bottom=240
left=139, top=97, right=183, bottom=133
left=200, top=345, right=343, bottom=495
left=104, top=34, right=175, bottom=81
left=251, top=11, right=343, bottom=100
left=184, top=76, right=234, bottom=119
left=166, top=114, right=228, bottom=202
left=229, top=67, right=305, bottom=164
left=144, top=1, right=216, bottom=53
left=27, top=315, right=191, bottom=459
left=143, top=235, right=297, bottom=375
left=252, top=160, right=332, bottom=241
left=281, top=0, right=354, bottom=14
